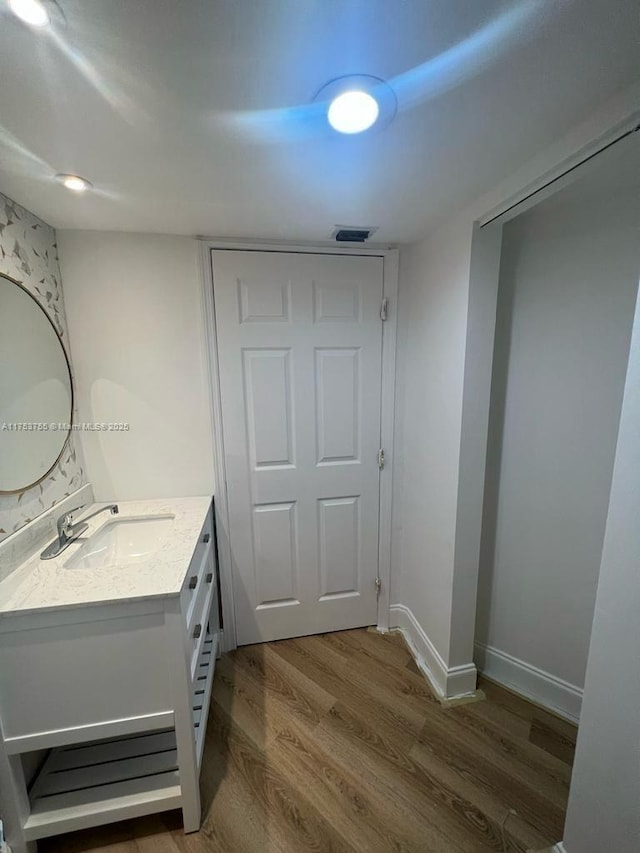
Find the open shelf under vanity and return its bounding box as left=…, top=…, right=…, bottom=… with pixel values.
left=24, top=633, right=218, bottom=840
left=23, top=632, right=218, bottom=842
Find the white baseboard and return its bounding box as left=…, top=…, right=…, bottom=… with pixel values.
left=474, top=642, right=582, bottom=724
left=389, top=604, right=477, bottom=699
left=531, top=840, right=566, bottom=852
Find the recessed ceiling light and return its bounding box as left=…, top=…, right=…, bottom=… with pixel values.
left=315, top=75, right=396, bottom=136
left=328, top=90, right=380, bottom=135
left=56, top=174, right=93, bottom=193
left=8, top=0, right=50, bottom=27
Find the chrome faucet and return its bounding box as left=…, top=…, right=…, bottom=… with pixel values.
left=41, top=503, right=119, bottom=560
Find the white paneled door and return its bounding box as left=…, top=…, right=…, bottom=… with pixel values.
left=212, top=250, right=384, bottom=645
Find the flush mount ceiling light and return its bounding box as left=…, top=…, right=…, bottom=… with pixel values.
left=316, top=75, right=397, bottom=136
left=56, top=173, right=93, bottom=193
left=8, top=0, right=50, bottom=26
left=328, top=91, right=379, bottom=134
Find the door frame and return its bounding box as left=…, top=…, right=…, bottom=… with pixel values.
left=199, top=240, right=399, bottom=651
left=450, top=111, right=640, bottom=675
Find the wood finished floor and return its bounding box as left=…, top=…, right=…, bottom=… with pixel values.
left=40, top=629, right=577, bottom=853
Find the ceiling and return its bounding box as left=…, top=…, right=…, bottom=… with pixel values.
left=535, top=131, right=640, bottom=215
left=0, top=0, right=638, bottom=243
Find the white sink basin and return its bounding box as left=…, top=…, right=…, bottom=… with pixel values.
left=65, top=515, right=175, bottom=570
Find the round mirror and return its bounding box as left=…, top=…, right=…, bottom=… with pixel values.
left=0, top=273, right=73, bottom=494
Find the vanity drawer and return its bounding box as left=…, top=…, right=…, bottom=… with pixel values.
left=188, top=552, right=217, bottom=684
left=186, top=546, right=214, bottom=638
left=0, top=601, right=173, bottom=745
left=181, top=508, right=214, bottom=628
left=184, top=545, right=213, bottom=635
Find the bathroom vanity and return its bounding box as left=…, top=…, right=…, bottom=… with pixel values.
left=0, top=495, right=218, bottom=853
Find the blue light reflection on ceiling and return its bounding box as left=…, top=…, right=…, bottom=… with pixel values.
left=218, top=0, right=547, bottom=145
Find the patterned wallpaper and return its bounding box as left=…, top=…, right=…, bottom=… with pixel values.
left=0, top=192, right=86, bottom=541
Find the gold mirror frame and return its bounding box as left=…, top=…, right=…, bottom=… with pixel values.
left=0, top=272, right=75, bottom=495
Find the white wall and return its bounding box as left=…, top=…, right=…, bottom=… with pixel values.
left=562, top=282, right=640, bottom=853
left=58, top=231, right=214, bottom=501
left=475, top=164, right=640, bottom=701
left=390, top=83, right=640, bottom=681
left=391, top=222, right=471, bottom=661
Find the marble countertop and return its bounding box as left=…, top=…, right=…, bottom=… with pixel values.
left=0, top=497, right=212, bottom=618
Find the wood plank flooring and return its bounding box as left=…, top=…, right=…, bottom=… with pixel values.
left=40, top=629, right=576, bottom=853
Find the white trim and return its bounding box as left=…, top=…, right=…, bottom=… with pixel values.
left=478, top=113, right=640, bottom=228
left=200, top=240, right=399, bottom=649
left=532, top=845, right=566, bottom=853
left=389, top=604, right=477, bottom=699
left=376, top=249, right=399, bottom=632
left=0, top=599, right=165, bottom=635
left=447, top=661, right=480, bottom=699
left=481, top=126, right=639, bottom=229
left=474, top=642, right=582, bottom=724
left=196, top=236, right=397, bottom=254
left=199, top=242, right=237, bottom=652
left=3, top=711, right=175, bottom=755
left=449, top=222, right=504, bottom=666
left=390, top=604, right=448, bottom=697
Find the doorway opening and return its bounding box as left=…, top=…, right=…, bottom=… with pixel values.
left=471, top=132, right=640, bottom=724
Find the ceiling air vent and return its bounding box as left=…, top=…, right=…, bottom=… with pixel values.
left=331, top=225, right=378, bottom=243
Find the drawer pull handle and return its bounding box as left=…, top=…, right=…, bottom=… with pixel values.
left=193, top=623, right=202, bottom=640
left=188, top=575, right=198, bottom=590
left=206, top=572, right=213, bottom=584
left=203, top=533, right=210, bottom=544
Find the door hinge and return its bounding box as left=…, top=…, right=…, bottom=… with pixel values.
left=380, top=297, right=389, bottom=321
left=375, top=576, right=382, bottom=596
left=377, top=448, right=385, bottom=469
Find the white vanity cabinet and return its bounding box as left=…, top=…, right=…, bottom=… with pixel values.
left=0, top=501, right=219, bottom=853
